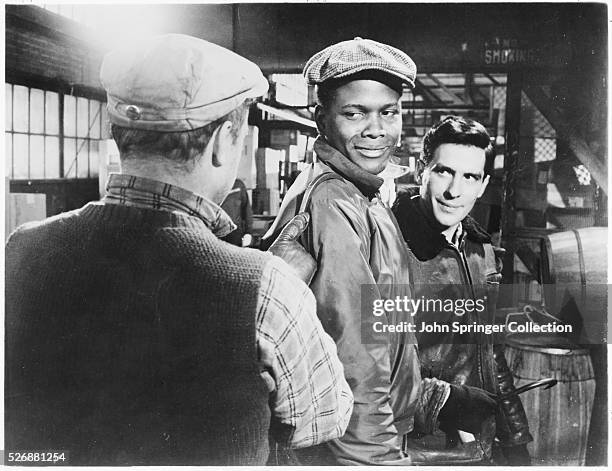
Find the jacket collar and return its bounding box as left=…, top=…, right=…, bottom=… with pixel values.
left=313, top=137, right=384, bottom=198
left=393, top=187, right=491, bottom=261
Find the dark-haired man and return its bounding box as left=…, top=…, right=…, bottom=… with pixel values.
left=264, top=39, right=497, bottom=465
left=6, top=34, right=352, bottom=466
left=393, top=116, right=533, bottom=465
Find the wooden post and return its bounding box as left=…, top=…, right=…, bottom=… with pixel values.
left=499, top=71, right=523, bottom=299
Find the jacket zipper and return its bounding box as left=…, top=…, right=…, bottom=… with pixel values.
left=448, top=242, right=487, bottom=390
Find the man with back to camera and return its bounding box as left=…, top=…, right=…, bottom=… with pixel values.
left=393, top=116, right=533, bottom=465
left=263, top=38, right=498, bottom=465
left=5, top=34, right=353, bottom=466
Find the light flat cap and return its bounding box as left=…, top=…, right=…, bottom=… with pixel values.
left=304, top=37, right=416, bottom=88
left=100, top=34, right=269, bottom=132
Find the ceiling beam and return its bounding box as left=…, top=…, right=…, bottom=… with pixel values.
left=485, top=73, right=502, bottom=86
left=427, top=74, right=466, bottom=105
left=257, top=103, right=317, bottom=130
left=413, top=78, right=444, bottom=105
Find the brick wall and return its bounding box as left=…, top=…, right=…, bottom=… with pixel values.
left=6, top=5, right=104, bottom=97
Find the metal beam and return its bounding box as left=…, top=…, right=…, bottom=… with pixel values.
left=256, top=102, right=316, bottom=129
left=413, top=78, right=444, bottom=105
left=427, top=74, right=466, bottom=105
left=524, top=84, right=607, bottom=194
left=485, top=73, right=502, bottom=86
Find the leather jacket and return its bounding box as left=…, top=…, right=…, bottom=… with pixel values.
left=392, top=190, right=533, bottom=450
left=263, top=139, right=449, bottom=465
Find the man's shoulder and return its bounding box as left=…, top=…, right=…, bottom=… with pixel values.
left=391, top=190, right=441, bottom=261
left=307, top=170, right=370, bottom=224
left=263, top=164, right=365, bottom=247
left=285, top=161, right=358, bottom=204
left=155, top=226, right=272, bottom=267
left=309, top=166, right=364, bottom=205
left=7, top=206, right=88, bottom=248
left=392, top=186, right=420, bottom=216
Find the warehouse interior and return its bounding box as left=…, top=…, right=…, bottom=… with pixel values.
left=4, top=3, right=608, bottom=466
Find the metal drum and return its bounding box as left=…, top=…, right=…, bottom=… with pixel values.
left=505, top=333, right=596, bottom=466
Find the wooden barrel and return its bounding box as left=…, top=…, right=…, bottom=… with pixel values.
left=505, top=333, right=596, bottom=466
left=543, top=227, right=607, bottom=343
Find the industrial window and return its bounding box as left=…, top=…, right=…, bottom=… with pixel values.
left=63, top=95, right=104, bottom=178
left=5, top=84, right=105, bottom=180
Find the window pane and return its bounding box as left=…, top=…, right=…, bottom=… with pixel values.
left=6, top=132, right=13, bottom=178
left=45, top=136, right=60, bottom=178
left=89, top=101, right=101, bottom=138
left=64, top=137, right=76, bottom=178
left=5, top=84, right=12, bottom=131
left=77, top=97, right=89, bottom=137
left=13, top=85, right=29, bottom=133
left=89, top=140, right=100, bottom=177
left=76, top=138, right=89, bottom=178
left=13, top=133, right=29, bottom=178
left=30, top=135, right=45, bottom=178
left=45, top=91, right=59, bottom=135
left=30, top=88, right=45, bottom=134
left=64, top=95, right=76, bottom=137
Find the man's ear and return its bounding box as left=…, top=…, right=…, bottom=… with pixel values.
left=477, top=174, right=491, bottom=198
left=212, top=120, right=234, bottom=167
left=314, top=105, right=326, bottom=138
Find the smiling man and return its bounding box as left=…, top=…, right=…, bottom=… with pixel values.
left=315, top=72, right=402, bottom=174
left=264, top=40, right=497, bottom=466
left=420, top=141, right=490, bottom=238
left=393, top=116, right=533, bottom=465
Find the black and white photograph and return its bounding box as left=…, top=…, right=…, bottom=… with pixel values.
left=3, top=2, right=608, bottom=467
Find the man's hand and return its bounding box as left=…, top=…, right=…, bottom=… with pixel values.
left=241, top=233, right=253, bottom=247
left=438, top=384, right=497, bottom=435
left=267, top=212, right=317, bottom=285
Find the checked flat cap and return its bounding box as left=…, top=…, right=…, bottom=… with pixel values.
left=303, top=37, right=416, bottom=88
left=100, top=34, right=269, bottom=132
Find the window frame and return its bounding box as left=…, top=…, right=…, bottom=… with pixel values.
left=5, top=82, right=106, bottom=180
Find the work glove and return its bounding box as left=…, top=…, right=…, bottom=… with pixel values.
left=438, top=384, right=497, bottom=435
left=501, top=443, right=531, bottom=465
left=267, top=212, right=317, bottom=285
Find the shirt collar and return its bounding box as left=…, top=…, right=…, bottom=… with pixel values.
left=443, top=222, right=464, bottom=248
left=313, top=137, right=384, bottom=198
left=103, top=173, right=236, bottom=237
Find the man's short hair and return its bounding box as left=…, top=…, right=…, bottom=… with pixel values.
left=111, top=102, right=250, bottom=166
left=421, top=116, right=494, bottom=175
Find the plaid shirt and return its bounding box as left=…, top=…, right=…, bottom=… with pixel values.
left=104, top=174, right=353, bottom=448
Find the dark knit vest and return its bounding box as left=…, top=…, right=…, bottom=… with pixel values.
left=6, top=202, right=272, bottom=465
